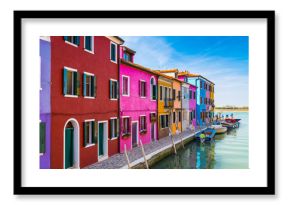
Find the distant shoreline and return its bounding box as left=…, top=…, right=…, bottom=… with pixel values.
left=214, top=108, right=248, bottom=113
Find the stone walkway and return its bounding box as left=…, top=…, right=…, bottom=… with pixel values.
left=84, top=126, right=208, bottom=169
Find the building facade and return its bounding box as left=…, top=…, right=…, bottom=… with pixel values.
left=40, top=37, right=51, bottom=169
left=189, top=84, right=197, bottom=129
left=46, top=36, right=124, bottom=169
left=119, top=47, right=158, bottom=153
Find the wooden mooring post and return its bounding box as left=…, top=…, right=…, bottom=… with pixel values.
left=124, top=144, right=131, bottom=169
left=139, top=140, right=149, bottom=169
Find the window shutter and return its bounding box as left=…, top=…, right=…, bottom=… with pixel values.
left=110, top=119, right=113, bottom=139
left=83, top=122, right=87, bottom=147
left=109, top=80, right=112, bottom=99
left=139, top=81, right=141, bottom=96
left=91, top=76, right=95, bottom=97
left=40, top=122, right=46, bottom=153
left=83, top=73, right=86, bottom=96
left=73, top=71, right=78, bottom=95
left=144, top=82, right=146, bottom=97
left=116, top=81, right=119, bottom=99
left=92, top=121, right=95, bottom=143
left=144, top=116, right=147, bottom=130
left=63, top=68, right=67, bottom=95
left=76, top=72, right=80, bottom=96
left=64, top=36, right=69, bottom=41
left=116, top=118, right=120, bottom=137
left=94, top=76, right=97, bottom=98
left=94, top=121, right=98, bottom=144
left=139, top=116, right=141, bottom=131
left=76, top=36, right=80, bottom=46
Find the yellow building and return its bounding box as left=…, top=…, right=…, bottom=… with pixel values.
left=156, top=69, right=182, bottom=135
left=157, top=75, right=173, bottom=139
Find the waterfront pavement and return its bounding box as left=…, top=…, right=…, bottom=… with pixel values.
left=84, top=126, right=208, bottom=169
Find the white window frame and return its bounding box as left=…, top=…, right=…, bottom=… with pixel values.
left=160, top=114, right=169, bottom=129
left=140, top=115, right=147, bottom=131
left=84, top=36, right=94, bottom=54
left=140, top=80, right=147, bottom=98
left=122, top=116, right=130, bottom=135
left=110, top=79, right=118, bottom=101
left=110, top=41, right=117, bottom=64
left=122, top=75, right=130, bottom=97
left=64, top=36, right=79, bottom=47
left=64, top=66, right=79, bottom=98
left=84, top=119, right=96, bottom=148
left=150, top=76, right=157, bottom=101
left=110, top=117, right=118, bottom=139
left=84, top=71, right=95, bottom=99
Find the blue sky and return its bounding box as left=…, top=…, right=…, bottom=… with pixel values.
left=121, top=36, right=249, bottom=107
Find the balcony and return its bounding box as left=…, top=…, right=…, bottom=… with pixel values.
left=164, top=98, right=173, bottom=108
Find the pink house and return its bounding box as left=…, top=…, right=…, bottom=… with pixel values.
left=189, top=84, right=197, bottom=128
left=119, top=46, right=158, bottom=153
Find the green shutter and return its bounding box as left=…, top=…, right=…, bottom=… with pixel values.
left=91, top=76, right=95, bottom=97
left=83, top=122, right=87, bottom=147
left=76, top=36, right=80, bottom=46
left=116, top=81, right=119, bottom=99
left=94, top=121, right=98, bottom=144
left=109, top=80, right=112, bottom=99
left=116, top=118, right=120, bottom=137
left=76, top=72, right=80, bottom=96
left=63, top=68, right=67, bottom=95
left=110, top=119, right=113, bottom=139
left=40, top=122, right=46, bottom=153
left=92, top=121, right=95, bottom=143
left=94, top=76, right=97, bottom=98
left=83, top=73, right=86, bottom=96
left=64, top=36, right=69, bottom=41
left=73, top=71, right=78, bottom=95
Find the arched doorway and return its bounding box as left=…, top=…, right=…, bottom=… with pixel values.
left=63, top=118, right=80, bottom=169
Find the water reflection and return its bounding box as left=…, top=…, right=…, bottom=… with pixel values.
left=151, top=112, right=248, bottom=169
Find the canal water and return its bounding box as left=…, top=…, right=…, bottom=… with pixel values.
left=151, top=112, right=249, bottom=169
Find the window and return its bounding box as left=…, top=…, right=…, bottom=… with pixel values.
left=122, top=117, right=131, bottom=135
left=160, top=115, right=169, bottom=129
left=200, top=81, right=202, bottom=89
left=83, top=73, right=96, bottom=98
left=110, top=42, right=117, bottom=63
left=173, top=89, right=176, bottom=101
left=124, top=52, right=132, bottom=62
left=64, top=36, right=80, bottom=46
left=178, top=111, right=182, bottom=122
left=140, top=80, right=146, bottom=97
left=160, top=86, right=163, bottom=100
left=189, top=90, right=193, bottom=99
left=193, top=110, right=196, bottom=119
left=200, top=97, right=202, bottom=104
left=84, top=36, right=94, bottom=52
left=151, top=77, right=157, bottom=100
left=173, top=112, right=176, bottom=123
left=140, top=116, right=147, bottom=132
left=110, top=118, right=119, bottom=139
left=110, top=80, right=119, bottom=99
left=194, top=91, right=196, bottom=99
left=63, top=67, right=80, bottom=96
left=83, top=120, right=96, bottom=147
left=122, top=76, right=129, bottom=96
left=40, top=122, right=46, bottom=154
left=189, top=111, right=193, bottom=121
left=178, top=91, right=181, bottom=101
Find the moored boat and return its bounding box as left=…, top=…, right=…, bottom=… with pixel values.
left=211, top=124, right=227, bottom=134
left=225, top=118, right=241, bottom=123
left=195, top=128, right=216, bottom=142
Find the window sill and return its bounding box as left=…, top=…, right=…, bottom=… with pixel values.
left=84, top=49, right=94, bottom=54
left=85, top=143, right=95, bottom=148
left=39, top=153, right=44, bottom=156
left=110, top=59, right=117, bottom=64
left=65, top=41, right=78, bottom=47
left=122, top=94, right=130, bottom=97
left=110, top=137, right=118, bottom=140
left=110, top=98, right=118, bottom=101
left=64, top=94, right=78, bottom=98
left=140, top=96, right=147, bottom=99
left=84, top=96, right=95, bottom=99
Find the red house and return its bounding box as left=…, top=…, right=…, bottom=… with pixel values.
left=49, top=36, right=124, bottom=168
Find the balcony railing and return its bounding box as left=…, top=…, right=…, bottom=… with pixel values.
left=164, top=98, right=173, bottom=108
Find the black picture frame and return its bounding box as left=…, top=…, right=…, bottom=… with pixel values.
left=14, top=10, right=275, bottom=195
